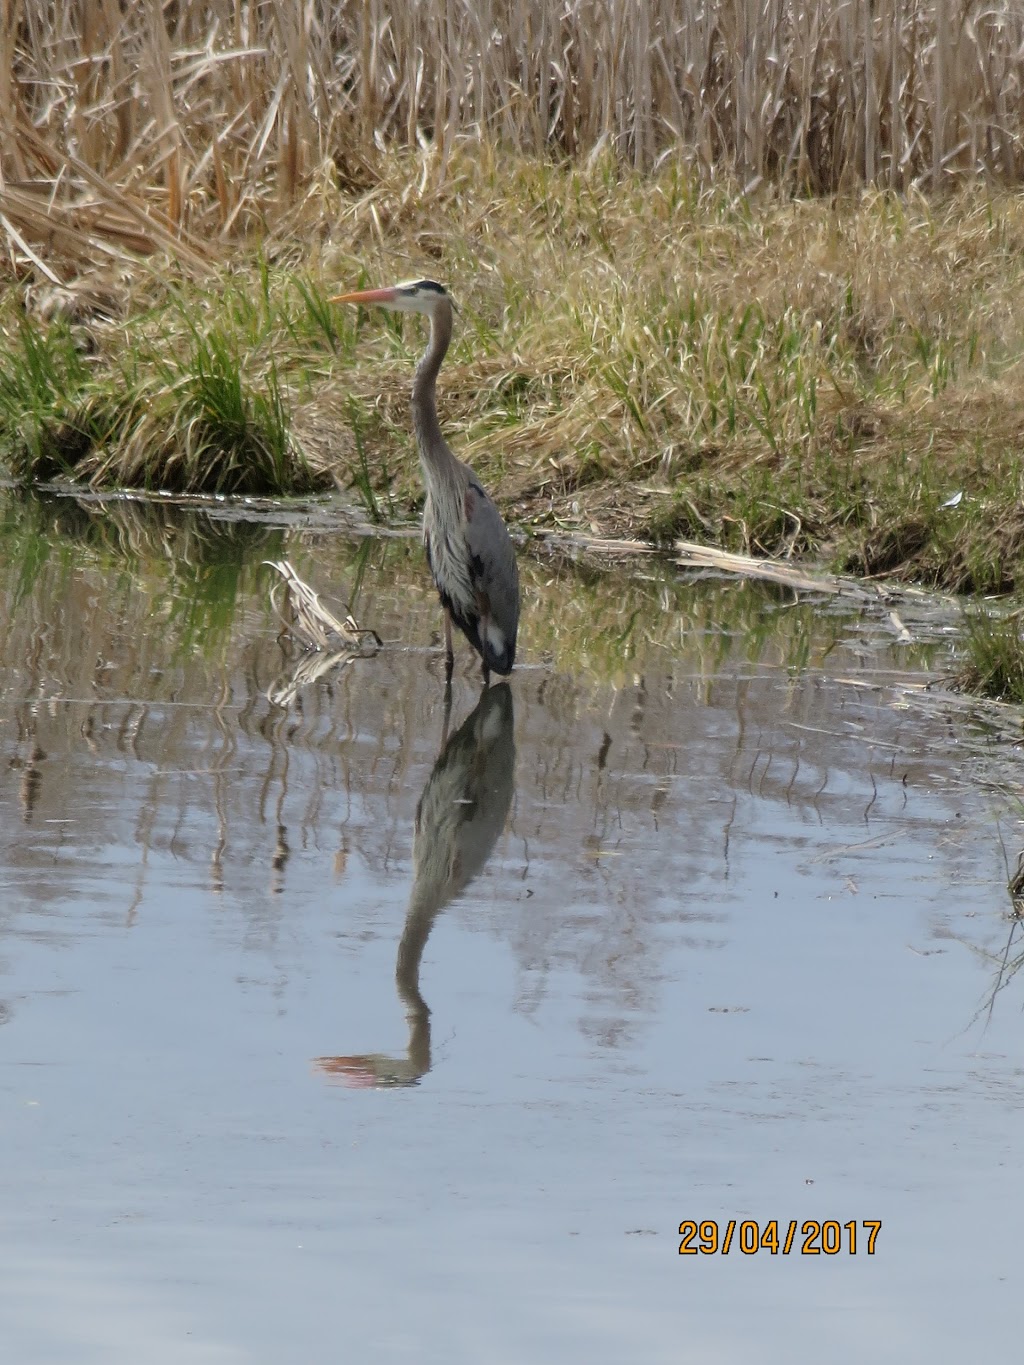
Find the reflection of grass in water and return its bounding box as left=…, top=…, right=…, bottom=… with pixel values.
left=115, top=513, right=285, bottom=658
left=0, top=491, right=288, bottom=660
left=1, top=490, right=401, bottom=670
left=522, top=552, right=945, bottom=684
left=319, top=532, right=948, bottom=685
left=156, top=560, right=261, bottom=655
left=0, top=500, right=53, bottom=615
left=532, top=556, right=687, bottom=674
left=345, top=537, right=378, bottom=617
left=0, top=487, right=948, bottom=686
left=21, top=490, right=281, bottom=564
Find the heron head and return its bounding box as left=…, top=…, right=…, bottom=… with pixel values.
left=331, top=278, right=451, bottom=317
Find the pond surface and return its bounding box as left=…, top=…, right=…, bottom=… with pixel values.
left=0, top=490, right=1021, bottom=1363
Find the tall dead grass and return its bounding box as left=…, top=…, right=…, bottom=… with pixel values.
left=3, top=1, right=1024, bottom=279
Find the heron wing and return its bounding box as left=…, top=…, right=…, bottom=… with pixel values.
left=463, top=480, right=520, bottom=663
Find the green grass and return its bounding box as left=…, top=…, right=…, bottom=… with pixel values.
left=954, top=609, right=1024, bottom=705
left=0, top=275, right=331, bottom=495
left=0, top=318, right=98, bottom=477
left=158, top=329, right=298, bottom=494
left=346, top=395, right=391, bottom=524
left=4, top=153, right=1024, bottom=604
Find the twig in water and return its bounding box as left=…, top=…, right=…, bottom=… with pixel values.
left=264, top=558, right=382, bottom=652
left=267, top=647, right=368, bottom=708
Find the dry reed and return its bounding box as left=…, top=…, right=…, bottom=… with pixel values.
left=3, top=1, right=1024, bottom=279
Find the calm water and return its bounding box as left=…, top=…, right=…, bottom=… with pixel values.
left=0, top=490, right=1021, bottom=1363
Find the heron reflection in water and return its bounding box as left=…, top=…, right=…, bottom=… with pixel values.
left=315, top=683, right=516, bottom=1086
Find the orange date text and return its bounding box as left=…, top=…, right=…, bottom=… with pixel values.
left=678, top=1219, right=881, bottom=1256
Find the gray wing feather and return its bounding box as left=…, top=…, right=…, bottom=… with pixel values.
left=464, top=484, right=520, bottom=642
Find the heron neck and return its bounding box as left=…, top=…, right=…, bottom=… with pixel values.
left=411, top=301, right=458, bottom=482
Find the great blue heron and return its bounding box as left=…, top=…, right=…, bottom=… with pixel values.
left=332, top=280, right=520, bottom=683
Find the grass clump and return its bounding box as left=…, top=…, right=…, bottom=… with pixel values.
left=99, top=328, right=314, bottom=496
left=177, top=333, right=294, bottom=491
left=0, top=319, right=102, bottom=479
left=954, top=611, right=1024, bottom=704
left=0, top=278, right=330, bottom=496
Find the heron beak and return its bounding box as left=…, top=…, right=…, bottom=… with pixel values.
left=330, top=286, right=399, bottom=306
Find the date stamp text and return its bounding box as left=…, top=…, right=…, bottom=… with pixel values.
left=678, top=1219, right=881, bottom=1256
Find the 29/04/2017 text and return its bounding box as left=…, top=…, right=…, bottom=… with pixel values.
left=678, top=1220, right=881, bottom=1256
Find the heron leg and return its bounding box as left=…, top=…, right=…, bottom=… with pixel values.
left=480, top=612, right=491, bottom=687
left=441, top=675, right=453, bottom=748
left=443, top=608, right=454, bottom=684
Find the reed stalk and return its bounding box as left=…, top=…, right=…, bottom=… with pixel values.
left=4, top=1, right=1024, bottom=279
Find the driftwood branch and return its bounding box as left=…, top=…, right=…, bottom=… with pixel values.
left=264, top=559, right=381, bottom=652
left=674, top=538, right=860, bottom=596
